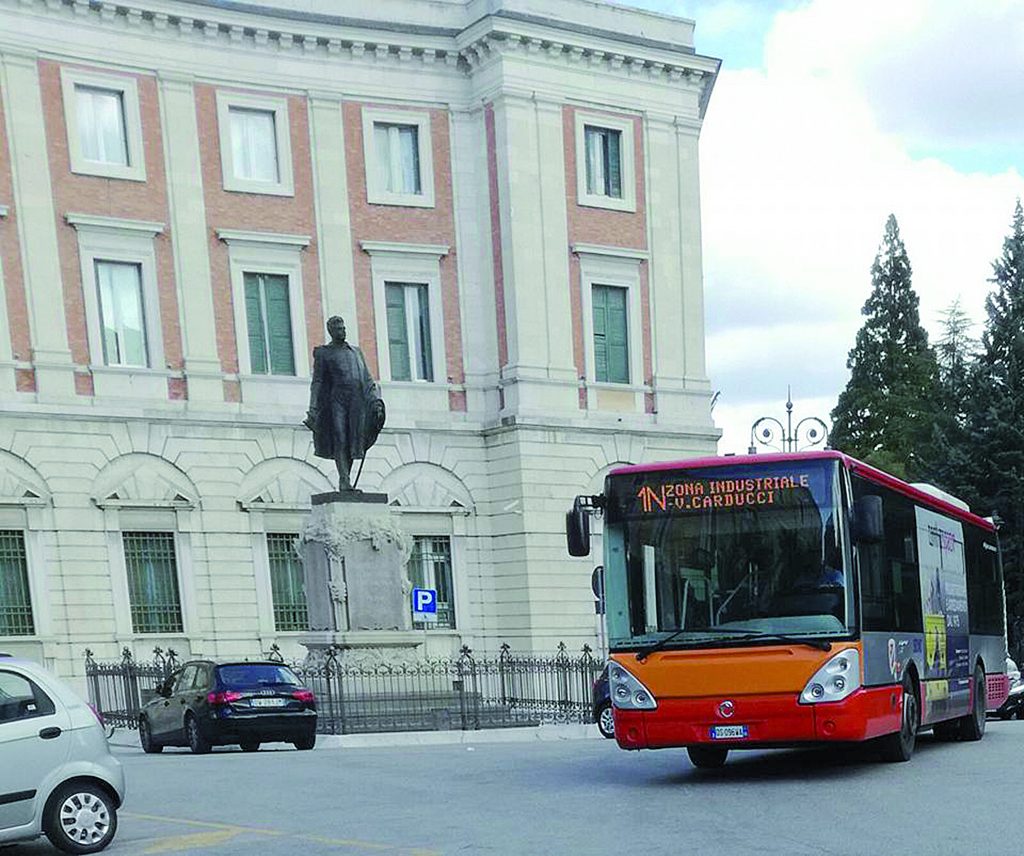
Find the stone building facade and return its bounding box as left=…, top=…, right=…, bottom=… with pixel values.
left=0, top=0, right=720, bottom=678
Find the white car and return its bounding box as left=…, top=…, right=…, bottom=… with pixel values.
left=0, top=655, right=124, bottom=853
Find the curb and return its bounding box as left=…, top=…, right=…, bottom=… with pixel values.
left=109, top=723, right=602, bottom=751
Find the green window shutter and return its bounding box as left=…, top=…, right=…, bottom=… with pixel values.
left=386, top=284, right=411, bottom=381
left=415, top=284, right=433, bottom=382
left=592, top=284, right=608, bottom=382
left=267, top=533, right=308, bottom=632
left=0, top=531, right=33, bottom=636
left=263, top=275, right=295, bottom=375
left=593, top=285, right=629, bottom=384
left=244, top=273, right=268, bottom=375
left=123, top=532, right=182, bottom=635
left=606, top=130, right=622, bottom=198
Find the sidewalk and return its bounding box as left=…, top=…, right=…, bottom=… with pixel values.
left=110, top=722, right=602, bottom=750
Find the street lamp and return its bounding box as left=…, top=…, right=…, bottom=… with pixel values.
left=748, top=387, right=830, bottom=454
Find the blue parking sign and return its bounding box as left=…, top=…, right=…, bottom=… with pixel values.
left=412, top=587, right=438, bottom=623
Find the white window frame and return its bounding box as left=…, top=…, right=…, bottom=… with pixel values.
left=67, top=213, right=167, bottom=398
left=220, top=230, right=311, bottom=403
left=363, top=241, right=447, bottom=386
left=574, top=111, right=636, bottom=213
left=60, top=67, right=146, bottom=182
left=361, top=107, right=435, bottom=209
left=576, top=246, right=647, bottom=410
left=216, top=91, right=294, bottom=197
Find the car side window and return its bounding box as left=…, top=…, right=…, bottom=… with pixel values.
left=192, top=665, right=211, bottom=691
left=173, top=665, right=197, bottom=694
left=0, top=670, right=56, bottom=724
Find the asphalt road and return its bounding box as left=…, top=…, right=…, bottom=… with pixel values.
left=8, top=722, right=1023, bottom=856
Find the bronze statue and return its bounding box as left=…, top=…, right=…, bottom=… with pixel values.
left=304, top=316, right=385, bottom=491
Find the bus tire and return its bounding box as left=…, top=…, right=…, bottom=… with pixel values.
left=687, top=746, right=728, bottom=769
left=957, top=665, right=986, bottom=741
left=932, top=720, right=959, bottom=741
left=879, top=674, right=918, bottom=762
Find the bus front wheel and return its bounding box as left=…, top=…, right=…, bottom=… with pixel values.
left=879, top=674, right=919, bottom=763
left=687, top=746, right=728, bottom=769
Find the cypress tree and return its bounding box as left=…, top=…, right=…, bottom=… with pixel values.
left=966, top=201, right=1024, bottom=641
left=830, top=214, right=939, bottom=479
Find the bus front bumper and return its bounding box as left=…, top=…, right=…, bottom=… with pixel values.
left=613, top=685, right=901, bottom=750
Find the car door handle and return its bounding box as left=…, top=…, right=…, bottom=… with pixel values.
left=39, top=727, right=62, bottom=740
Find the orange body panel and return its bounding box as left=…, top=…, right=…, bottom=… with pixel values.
left=610, top=642, right=860, bottom=697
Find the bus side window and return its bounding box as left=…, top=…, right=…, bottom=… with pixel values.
left=967, top=528, right=1004, bottom=636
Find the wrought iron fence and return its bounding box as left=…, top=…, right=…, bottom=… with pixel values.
left=84, top=647, right=181, bottom=729
left=84, top=643, right=603, bottom=735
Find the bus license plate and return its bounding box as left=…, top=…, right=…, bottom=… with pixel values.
left=710, top=725, right=748, bottom=740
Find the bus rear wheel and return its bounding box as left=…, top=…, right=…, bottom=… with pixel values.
left=957, top=665, right=986, bottom=741
left=687, top=746, right=728, bottom=769
left=879, top=674, right=918, bottom=762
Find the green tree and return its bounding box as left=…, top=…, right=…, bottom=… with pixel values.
left=965, top=201, right=1024, bottom=640
left=830, top=214, right=938, bottom=479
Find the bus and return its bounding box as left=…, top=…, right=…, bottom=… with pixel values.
left=566, top=450, right=1010, bottom=765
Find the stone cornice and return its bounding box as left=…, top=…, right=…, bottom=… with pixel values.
left=65, top=212, right=165, bottom=235
left=2, top=0, right=719, bottom=110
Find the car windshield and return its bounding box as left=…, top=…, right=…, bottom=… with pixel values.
left=604, top=459, right=852, bottom=649
left=216, top=664, right=301, bottom=688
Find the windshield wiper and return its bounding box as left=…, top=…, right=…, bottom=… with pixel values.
left=636, top=627, right=832, bottom=661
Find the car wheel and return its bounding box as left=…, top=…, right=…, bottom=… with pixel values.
left=879, top=674, right=919, bottom=762
left=186, top=715, right=211, bottom=755
left=43, top=782, right=118, bottom=854
left=139, top=717, right=163, bottom=754
left=596, top=703, right=615, bottom=739
left=687, top=746, right=728, bottom=769
left=293, top=734, right=316, bottom=751
left=239, top=741, right=260, bottom=752
left=957, top=665, right=986, bottom=741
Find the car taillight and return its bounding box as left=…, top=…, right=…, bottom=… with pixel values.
left=207, top=691, right=243, bottom=705
left=292, top=690, right=315, bottom=704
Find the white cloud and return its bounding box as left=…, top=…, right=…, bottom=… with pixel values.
left=700, top=0, right=1024, bottom=455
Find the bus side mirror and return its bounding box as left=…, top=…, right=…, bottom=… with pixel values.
left=851, top=495, right=883, bottom=544
left=566, top=499, right=592, bottom=557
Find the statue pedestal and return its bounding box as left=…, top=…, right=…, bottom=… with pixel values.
left=298, top=493, right=423, bottom=665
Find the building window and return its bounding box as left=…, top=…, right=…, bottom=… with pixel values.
left=216, top=93, right=294, bottom=196
left=574, top=112, right=636, bottom=212
left=385, top=283, right=433, bottom=382
left=374, top=123, right=420, bottom=195
left=229, top=107, right=279, bottom=184
left=0, top=531, right=33, bottom=637
left=584, top=126, right=622, bottom=199
left=95, top=260, right=148, bottom=367
left=60, top=68, right=145, bottom=181
left=266, top=533, right=307, bottom=632
left=76, top=86, right=128, bottom=167
left=244, top=272, right=295, bottom=376
left=592, top=284, right=629, bottom=384
left=123, top=532, right=183, bottom=635
left=410, top=536, right=455, bottom=629
left=362, top=108, right=434, bottom=208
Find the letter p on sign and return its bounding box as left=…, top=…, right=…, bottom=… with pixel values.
left=412, top=587, right=438, bottom=622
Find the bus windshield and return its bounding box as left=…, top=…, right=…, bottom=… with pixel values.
left=603, top=459, right=852, bottom=650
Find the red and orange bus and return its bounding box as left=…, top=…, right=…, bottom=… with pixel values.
left=567, top=450, right=1010, bottom=765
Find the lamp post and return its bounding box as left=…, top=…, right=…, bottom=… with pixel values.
left=748, top=387, right=830, bottom=454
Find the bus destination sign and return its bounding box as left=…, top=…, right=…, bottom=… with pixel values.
left=633, top=474, right=812, bottom=514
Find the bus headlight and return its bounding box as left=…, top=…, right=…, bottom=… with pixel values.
left=609, top=662, right=657, bottom=710
left=800, top=649, right=861, bottom=704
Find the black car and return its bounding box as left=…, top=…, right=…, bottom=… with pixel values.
left=592, top=665, right=614, bottom=739
left=139, top=659, right=317, bottom=754
left=994, top=658, right=1024, bottom=721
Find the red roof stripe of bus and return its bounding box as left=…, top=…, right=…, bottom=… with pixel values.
left=610, top=450, right=996, bottom=533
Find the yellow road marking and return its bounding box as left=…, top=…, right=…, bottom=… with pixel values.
left=142, top=829, right=241, bottom=854
left=123, top=811, right=281, bottom=836
left=123, top=811, right=439, bottom=855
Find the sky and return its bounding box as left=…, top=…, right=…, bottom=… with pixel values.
left=617, top=0, right=1024, bottom=454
